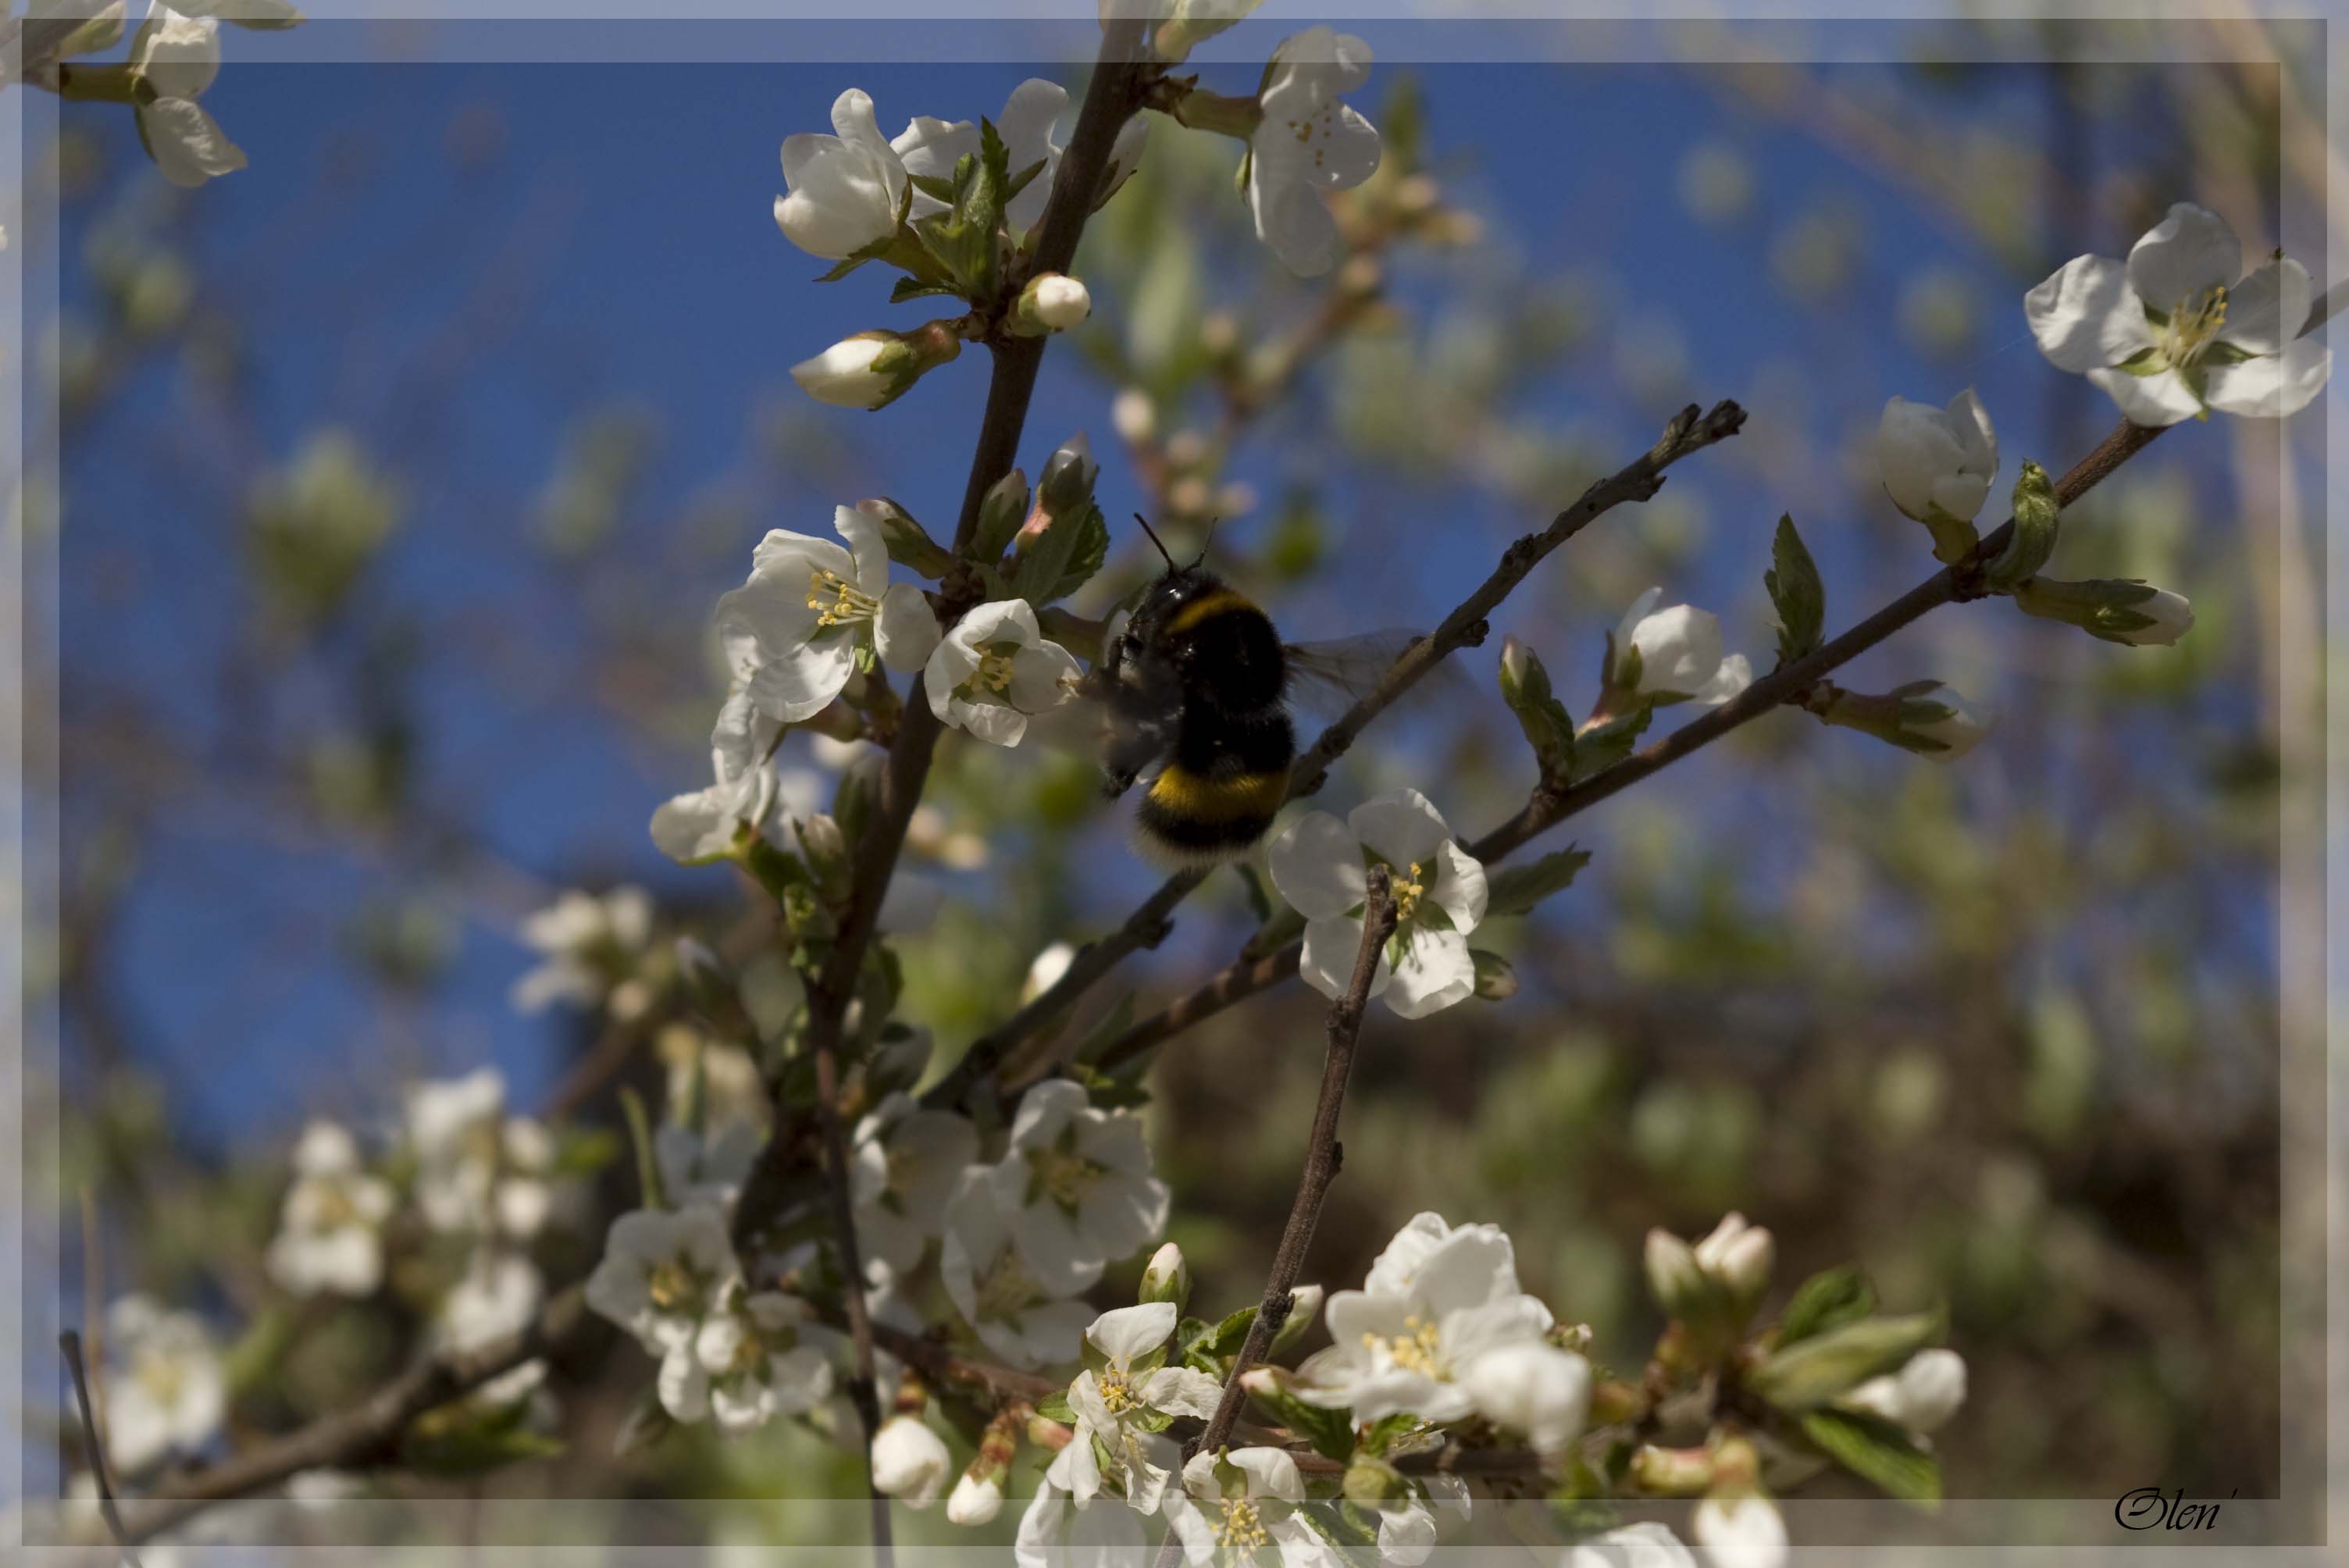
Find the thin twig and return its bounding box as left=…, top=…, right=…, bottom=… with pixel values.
left=1091, top=413, right=2172, bottom=1069
left=1151, top=869, right=1396, bottom=1567
left=121, top=1288, right=586, bottom=1545
left=60, top=1331, right=143, bottom=1568
left=930, top=401, right=1749, bottom=1109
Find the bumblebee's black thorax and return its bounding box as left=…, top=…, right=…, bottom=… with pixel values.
left=1125, top=566, right=1289, bottom=718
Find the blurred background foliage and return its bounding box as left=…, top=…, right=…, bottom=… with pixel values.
left=24, top=12, right=2322, bottom=1534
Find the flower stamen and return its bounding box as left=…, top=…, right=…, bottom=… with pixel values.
left=1361, top=1313, right=1445, bottom=1377
left=807, top=567, right=880, bottom=629
left=1214, top=1497, right=1271, bottom=1555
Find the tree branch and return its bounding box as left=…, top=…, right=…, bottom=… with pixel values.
left=1090, top=412, right=2173, bottom=1069
left=929, top=401, right=1749, bottom=1108
left=60, top=1332, right=142, bottom=1568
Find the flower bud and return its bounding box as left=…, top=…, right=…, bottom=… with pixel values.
left=1876, top=389, right=1997, bottom=564
left=1343, top=1456, right=1407, bottom=1504
left=1611, top=590, right=1752, bottom=708
left=1838, top=1347, right=1966, bottom=1434
left=869, top=1413, right=952, bottom=1505
left=1138, top=1242, right=1192, bottom=1310
left=1147, top=0, right=1267, bottom=63
left=1629, top=1444, right=1716, bottom=1496
left=1498, top=635, right=1574, bottom=776
left=1026, top=1412, right=1075, bottom=1450
left=1012, top=272, right=1093, bottom=336
left=1112, top=387, right=1157, bottom=445
left=2011, top=576, right=2194, bottom=647
left=1039, top=432, right=1099, bottom=513
left=1268, top=1284, right=1322, bottom=1356
left=1644, top=1228, right=1709, bottom=1317
left=1745, top=1311, right=1945, bottom=1411
left=1812, top=680, right=1994, bottom=763
left=971, top=467, right=1031, bottom=563
left=1692, top=1213, right=1774, bottom=1307
left=945, top=1468, right=1003, bottom=1525
left=791, top=323, right=961, bottom=412
left=1021, top=942, right=1078, bottom=1005
left=1982, top=458, right=2058, bottom=590
left=860, top=497, right=953, bottom=579
left=1692, top=1492, right=1788, bottom=1568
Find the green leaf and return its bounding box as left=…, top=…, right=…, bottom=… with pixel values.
left=1242, top=1376, right=1356, bottom=1463
left=1003, top=156, right=1050, bottom=212
left=813, top=230, right=904, bottom=284
left=1984, top=459, right=2059, bottom=593
left=889, top=276, right=963, bottom=305
left=1483, top=846, right=1593, bottom=918
left=1035, top=1389, right=1077, bottom=1424
left=1010, top=499, right=1107, bottom=607
left=1356, top=1412, right=1424, bottom=1458
left=1799, top=1408, right=1942, bottom=1505
left=1765, top=513, right=1826, bottom=665
left=908, top=173, right=960, bottom=205
left=1568, top=705, right=1652, bottom=782
left=550, top=1125, right=623, bottom=1178
left=1774, top=1267, right=1876, bottom=1346
left=1195, top=1305, right=1257, bottom=1360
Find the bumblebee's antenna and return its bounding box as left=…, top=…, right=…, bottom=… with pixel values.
left=1132, top=512, right=1177, bottom=569
left=1192, top=517, right=1221, bottom=568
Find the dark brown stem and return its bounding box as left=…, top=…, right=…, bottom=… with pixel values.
left=1195, top=871, right=1397, bottom=1457
left=60, top=1331, right=142, bottom=1568
left=943, top=401, right=1748, bottom=1107
left=1093, top=414, right=2169, bottom=1069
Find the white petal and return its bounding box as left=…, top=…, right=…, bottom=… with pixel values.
left=1346, top=787, right=1452, bottom=871
left=130, top=5, right=219, bottom=99
left=1425, top=839, right=1487, bottom=933
left=1267, top=811, right=1367, bottom=919
left=1694, top=652, right=1753, bottom=706
left=1385, top=927, right=1474, bottom=1019
left=2024, top=254, right=2153, bottom=373
left=1007, top=639, right=1083, bottom=712
left=874, top=583, right=940, bottom=672
left=2219, top=255, right=2312, bottom=355
left=137, top=97, right=245, bottom=187
left=1085, top=1301, right=1177, bottom=1367
left=2126, top=201, right=2240, bottom=312
left=1299, top=913, right=1390, bottom=1003
left=2204, top=339, right=2330, bottom=418
left=1247, top=159, right=1343, bottom=277
left=650, top=786, right=733, bottom=865
left=2084, top=364, right=2204, bottom=426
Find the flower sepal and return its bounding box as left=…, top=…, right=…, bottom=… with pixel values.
left=1979, top=460, right=2058, bottom=593
left=1804, top=679, right=1993, bottom=763
left=2010, top=576, right=2194, bottom=647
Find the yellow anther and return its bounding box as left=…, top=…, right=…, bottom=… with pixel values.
left=974, top=1250, right=1041, bottom=1320
left=1390, top=861, right=1428, bottom=924
left=1361, top=1313, right=1445, bottom=1377
left=807, top=568, right=881, bottom=629
left=647, top=1260, right=698, bottom=1313
left=1027, top=1144, right=1097, bottom=1207
left=1096, top=1367, right=1139, bottom=1415
left=1214, top=1497, right=1271, bottom=1553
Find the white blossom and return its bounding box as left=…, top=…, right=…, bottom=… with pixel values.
left=1614, top=589, right=1753, bottom=707
left=1246, top=28, right=1383, bottom=276
left=1019, top=272, right=1093, bottom=334
left=1459, top=1338, right=1592, bottom=1456
left=985, top=1079, right=1171, bottom=1293
left=693, top=1292, right=835, bottom=1435
left=511, top=888, right=653, bottom=1014
left=1295, top=1211, right=1552, bottom=1424
left=1144, top=0, right=1268, bottom=63
left=436, top=1248, right=547, bottom=1406
left=718, top=508, right=941, bottom=727
left=895, top=78, right=1068, bottom=233
left=264, top=1120, right=394, bottom=1298
left=871, top=1413, right=953, bottom=1506
left=101, top=1295, right=225, bottom=1475
left=849, top=1092, right=979, bottom=1273
left=1838, top=1347, right=1966, bottom=1436
left=1016, top=1441, right=1149, bottom=1568
left=402, top=1069, right=558, bottom=1242
left=1161, top=1447, right=1328, bottom=1568
left=1564, top=1522, right=1702, bottom=1568
left=1691, top=1495, right=1788, bottom=1568
left=2025, top=200, right=2329, bottom=424
left=775, top=88, right=907, bottom=260
left=650, top=687, right=825, bottom=866
left=584, top=1206, right=741, bottom=1424
left=1876, top=390, right=1998, bottom=531
left=947, top=1469, right=1005, bottom=1526
left=939, top=1168, right=1099, bottom=1369
left=1059, top=1302, right=1223, bottom=1511
left=1268, top=788, right=1489, bottom=1020
left=128, top=5, right=246, bottom=188
left=924, top=598, right=1083, bottom=747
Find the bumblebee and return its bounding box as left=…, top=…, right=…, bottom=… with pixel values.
left=1085, top=519, right=1396, bottom=865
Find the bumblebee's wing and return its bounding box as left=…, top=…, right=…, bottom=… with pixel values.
left=1023, top=662, right=1179, bottom=798
left=1285, top=630, right=1456, bottom=721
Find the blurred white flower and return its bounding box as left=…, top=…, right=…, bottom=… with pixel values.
left=1691, top=1212, right=1775, bottom=1304
left=1876, top=390, right=1998, bottom=551
left=128, top=5, right=246, bottom=188
left=849, top=1092, right=978, bottom=1273
left=102, top=1295, right=225, bottom=1476
left=1060, top=1302, right=1222, bottom=1511
left=1269, top=788, right=1489, bottom=1020
left=1564, top=1522, right=1700, bottom=1568
left=437, top=1248, right=547, bottom=1406
left=511, top=888, right=652, bottom=1014
left=1613, top=590, right=1752, bottom=707
left=1839, top=1347, right=1966, bottom=1436
left=265, top=1120, right=394, bottom=1298
left=1460, top=1338, right=1591, bottom=1456
left=946, top=1468, right=1005, bottom=1526
left=1295, top=1210, right=1551, bottom=1424
left=1691, top=1495, right=1788, bottom=1568
left=871, top=1413, right=953, bottom=1506
left=939, top=1168, right=1098, bottom=1369
left=1246, top=28, right=1382, bottom=276
left=774, top=88, right=907, bottom=260
left=1016, top=1441, right=1148, bottom=1568
left=986, top=1080, right=1170, bottom=1292
left=693, top=1292, right=834, bottom=1435
left=2025, top=200, right=2329, bottom=424
left=924, top=598, right=1083, bottom=747
left=895, top=78, right=1067, bottom=233
left=654, top=1120, right=765, bottom=1214
left=403, top=1069, right=557, bottom=1242
left=585, top=1206, right=740, bottom=1423
left=1021, top=940, right=1078, bottom=1003
left=1162, top=1448, right=1326, bottom=1568
left=719, top=507, right=942, bottom=728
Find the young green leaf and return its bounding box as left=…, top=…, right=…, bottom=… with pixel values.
left=1766, top=513, right=1825, bottom=665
